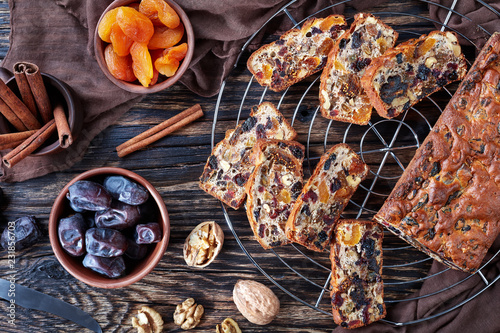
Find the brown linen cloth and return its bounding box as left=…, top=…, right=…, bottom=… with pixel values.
left=429, top=0, right=500, bottom=49
left=0, top=0, right=382, bottom=182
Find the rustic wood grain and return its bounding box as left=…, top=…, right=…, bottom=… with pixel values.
left=0, top=0, right=484, bottom=332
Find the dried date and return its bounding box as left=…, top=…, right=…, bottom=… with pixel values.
left=58, top=213, right=87, bottom=257
left=67, top=180, right=112, bottom=211
left=103, top=176, right=149, bottom=206
left=0, top=216, right=41, bottom=251
left=95, top=200, right=141, bottom=230
left=86, top=228, right=128, bottom=257
left=135, top=223, right=162, bottom=244
left=125, top=238, right=148, bottom=260
left=82, top=253, right=126, bottom=278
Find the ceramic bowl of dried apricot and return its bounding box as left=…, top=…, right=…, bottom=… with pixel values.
left=94, top=0, right=194, bottom=93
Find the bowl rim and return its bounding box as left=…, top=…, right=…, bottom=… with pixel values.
left=48, top=167, right=170, bottom=288
left=94, top=0, right=195, bottom=94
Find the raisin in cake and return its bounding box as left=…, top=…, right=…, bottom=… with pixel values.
left=361, top=30, right=467, bottom=119
left=200, top=102, right=296, bottom=210
left=247, top=15, right=348, bottom=92
left=285, top=144, right=369, bottom=252
left=374, top=33, right=500, bottom=273
left=245, top=139, right=305, bottom=249
left=330, top=219, right=385, bottom=329
left=319, top=13, right=397, bottom=125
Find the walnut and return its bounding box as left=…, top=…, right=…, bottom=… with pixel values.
left=233, top=280, right=280, bottom=325
left=183, top=221, right=224, bottom=268
left=215, top=318, right=242, bottom=333
left=173, top=298, right=204, bottom=330
left=131, top=306, right=164, bottom=333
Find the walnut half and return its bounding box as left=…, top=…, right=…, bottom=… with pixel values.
left=216, top=318, right=242, bottom=333
left=173, top=298, right=204, bottom=330
left=183, top=221, right=224, bottom=268
left=131, top=306, right=164, bottom=333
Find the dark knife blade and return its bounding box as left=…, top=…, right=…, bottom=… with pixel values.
left=0, top=278, right=102, bottom=333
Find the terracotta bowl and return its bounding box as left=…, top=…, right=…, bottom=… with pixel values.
left=94, top=0, right=194, bottom=94
left=49, top=167, right=170, bottom=288
left=0, top=70, right=82, bottom=156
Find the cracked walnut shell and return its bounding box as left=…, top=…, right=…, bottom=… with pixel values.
left=233, top=279, right=280, bottom=325
left=131, top=306, right=164, bottom=333
left=173, top=298, right=204, bottom=330
left=183, top=221, right=224, bottom=268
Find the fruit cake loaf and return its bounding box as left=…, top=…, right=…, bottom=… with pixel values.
left=361, top=30, right=467, bottom=119
left=199, top=102, right=296, bottom=210
left=285, top=144, right=369, bottom=252
left=319, top=13, right=397, bottom=125
left=374, top=32, right=500, bottom=273
left=247, top=15, right=348, bottom=92
left=245, top=139, right=305, bottom=249
left=330, top=219, right=385, bottom=329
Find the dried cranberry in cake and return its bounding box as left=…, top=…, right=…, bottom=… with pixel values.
left=375, top=33, right=500, bottom=273
left=361, top=30, right=467, bottom=119
left=247, top=15, right=347, bottom=92
left=330, top=220, right=385, bottom=329
left=286, top=144, right=369, bottom=252
left=245, top=139, right=304, bottom=249
left=199, top=102, right=296, bottom=209
left=320, top=13, right=397, bottom=125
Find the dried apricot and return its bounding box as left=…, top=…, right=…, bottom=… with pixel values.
left=104, top=44, right=136, bottom=82
left=130, top=42, right=154, bottom=87
left=154, top=42, right=187, bottom=77
left=149, top=49, right=163, bottom=86
left=110, top=24, right=134, bottom=56
left=98, top=7, right=120, bottom=43
left=116, top=7, right=154, bottom=44
left=148, top=22, right=184, bottom=50
left=139, top=0, right=180, bottom=29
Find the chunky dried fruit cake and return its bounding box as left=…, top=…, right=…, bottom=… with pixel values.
left=247, top=15, right=348, bottom=92
left=361, top=30, right=467, bottom=119
left=199, top=102, right=296, bottom=210
left=374, top=32, right=500, bottom=273
left=330, top=219, right=385, bottom=329
left=285, top=143, right=369, bottom=252
left=319, top=13, right=397, bottom=125
left=245, top=139, right=305, bottom=249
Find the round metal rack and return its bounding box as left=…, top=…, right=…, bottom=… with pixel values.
left=211, top=0, right=500, bottom=326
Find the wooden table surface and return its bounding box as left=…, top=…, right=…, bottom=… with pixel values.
left=0, top=0, right=494, bottom=332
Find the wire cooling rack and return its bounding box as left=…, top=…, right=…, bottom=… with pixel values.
left=211, top=0, right=500, bottom=326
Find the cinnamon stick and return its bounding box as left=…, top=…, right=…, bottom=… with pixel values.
left=0, top=79, right=41, bottom=130
left=2, top=119, right=56, bottom=168
left=0, top=139, right=25, bottom=151
left=0, top=97, right=28, bottom=131
left=116, top=104, right=203, bottom=157
left=13, top=62, right=38, bottom=118
left=0, top=130, right=37, bottom=147
left=53, top=103, right=72, bottom=148
left=0, top=129, right=37, bottom=150
left=25, top=63, right=52, bottom=124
